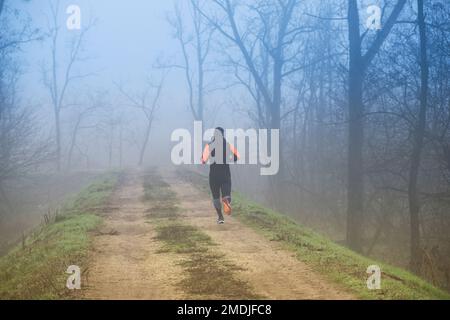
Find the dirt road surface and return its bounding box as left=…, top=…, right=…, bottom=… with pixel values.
left=82, top=169, right=354, bottom=300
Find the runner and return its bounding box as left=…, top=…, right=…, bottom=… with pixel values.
left=201, top=127, right=240, bottom=224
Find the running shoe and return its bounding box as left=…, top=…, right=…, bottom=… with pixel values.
left=222, top=198, right=232, bottom=215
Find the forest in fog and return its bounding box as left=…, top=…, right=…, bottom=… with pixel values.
left=1, top=0, right=450, bottom=292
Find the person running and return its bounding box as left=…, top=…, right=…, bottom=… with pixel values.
left=201, top=127, right=240, bottom=224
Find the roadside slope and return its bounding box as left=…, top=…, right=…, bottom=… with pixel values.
left=176, top=168, right=450, bottom=300
left=0, top=173, right=118, bottom=299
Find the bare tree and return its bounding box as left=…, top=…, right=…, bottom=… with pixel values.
left=42, top=0, right=94, bottom=172
left=0, top=0, right=5, bottom=17
left=66, top=91, right=105, bottom=171
left=0, top=69, right=53, bottom=216
left=0, top=1, right=41, bottom=52
left=346, top=0, right=406, bottom=252
left=117, top=76, right=165, bottom=166
left=0, top=1, right=52, bottom=218
left=169, top=0, right=213, bottom=127
left=197, top=0, right=300, bottom=133
left=408, top=0, right=429, bottom=272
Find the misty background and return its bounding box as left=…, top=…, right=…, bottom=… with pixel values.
left=1, top=0, right=450, bottom=292
left=14, top=0, right=230, bottom=167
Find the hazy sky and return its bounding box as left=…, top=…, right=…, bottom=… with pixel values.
left=16, top=0, right=177, bottom=86
left=11, top=0, right=202, bottom=163
left=8, top=0, right=256, bottom=166
left=14, top=0, right=245, bottom=121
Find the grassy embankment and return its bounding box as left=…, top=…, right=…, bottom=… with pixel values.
left=0, top=173, right=120, bottom=299
left=177, top=168, right=450, bottom=300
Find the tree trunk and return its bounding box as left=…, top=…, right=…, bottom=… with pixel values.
left=345, top=0, right=406, bottom=252
left=0, top=0, right=5, bottom=16
left=108, top=140, right=113, bottom=168
left=55, top=109, right=61, bottom=172
left=138, top=119, right=152, bottom=166
left=346, top=0, right=365, bottom=252
left=196, top=28, right=205, bottom=124
left=119, top=124, right=123, bottom=168
left=409, top=0, right=428, bottom=273
left=67, top=116, right=82, bottom=172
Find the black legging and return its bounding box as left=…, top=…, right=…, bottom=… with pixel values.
left=209, top=175, right=231, bottom=200
left=209, top=173, right=231, bottom=220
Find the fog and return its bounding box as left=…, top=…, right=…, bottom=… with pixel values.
left=12, top=0, right=253, bottom=169
left=1, top=0, right=450, bottom=293
left=14, top=0, right=190, bottom=167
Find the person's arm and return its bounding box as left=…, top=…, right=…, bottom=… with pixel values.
left=201, top=144, right=210, bottom=164
left=229, top=143, right=240, bottom=162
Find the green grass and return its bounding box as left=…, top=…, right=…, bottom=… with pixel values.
left=0, top=173, right=119, bottom=300
left=145, top=204, right=180, bottom=220
left=177, top=168, right=450, bottom=300
left=142, top=171, right=177, bottom=203
left=178, top=252, right=259, bottom=299
left=62, top=173, right=119, bottom=213
left=154, top=222, right=214, bottom=254
left=233, top=194, right=450, bottom=300
left=143, top=170, right=180, bottom=220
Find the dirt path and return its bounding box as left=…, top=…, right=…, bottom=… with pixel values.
left=83, top=169, right=354, bottom=300
left=82, top=172, right=184, bottom=300
left=164, top=169, right=354, bottom=300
